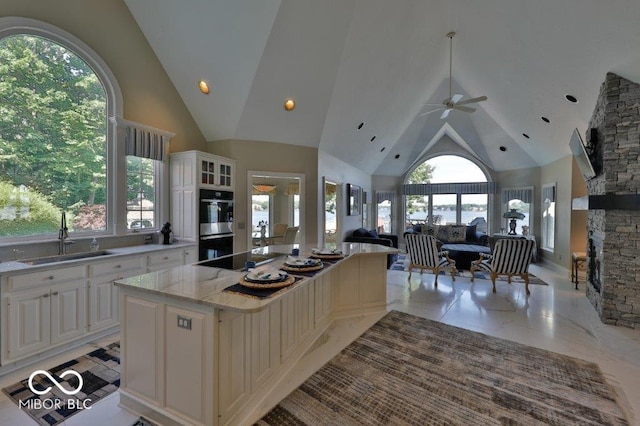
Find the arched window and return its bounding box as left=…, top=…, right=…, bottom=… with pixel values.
left=403, top=155, right=492, bottom=231
left=0, top=17, right=126, bottom=242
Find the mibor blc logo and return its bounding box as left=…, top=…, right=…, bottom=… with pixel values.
left=28, top=370, right=83, bottom=395
left=19, top=369, right=92, bottom=411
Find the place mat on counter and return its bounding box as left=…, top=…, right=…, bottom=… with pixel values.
left=223, top=276, right=304, bottom=299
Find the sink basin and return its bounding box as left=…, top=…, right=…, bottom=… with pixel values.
left=20, top=250, right=114, bottom=265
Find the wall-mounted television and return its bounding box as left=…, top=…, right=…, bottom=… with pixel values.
left=569, top=128, right=596, bottom=180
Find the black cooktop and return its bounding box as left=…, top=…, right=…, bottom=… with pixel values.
left=198, top=250, right=286, bottom=271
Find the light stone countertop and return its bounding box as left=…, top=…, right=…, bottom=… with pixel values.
left=0, top=242, right=197, bottom=274
left=114, top=243, right=399, bottom=313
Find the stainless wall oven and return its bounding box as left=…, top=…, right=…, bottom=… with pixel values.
left=199, top=189, right=234, bottom=260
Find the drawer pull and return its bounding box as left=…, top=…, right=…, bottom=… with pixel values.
left=163, top=256, right=169, bottom=260
left=43, top=293, right=50, bottom=298
left=115, top=264, right=122, bottom=269
left=52, top=291, right=59, bottom=296
left=48, top=275, right=55, bottom=280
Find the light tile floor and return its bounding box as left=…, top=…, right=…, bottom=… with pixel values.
left=1, top=263, right=639, bottom=425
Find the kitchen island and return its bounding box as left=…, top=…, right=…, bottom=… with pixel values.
left=114, top=243, right=397, bottom=426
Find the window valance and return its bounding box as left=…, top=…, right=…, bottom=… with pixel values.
left=402, top=182, right=497, bottom=196
left=502, top=187, right=533, bottom=204
left=110, top=117, right=175, bottom=162
left=376, top=192, right=396, bottom=203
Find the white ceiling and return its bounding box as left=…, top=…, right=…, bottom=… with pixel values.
left=123, top=0, right=640, bottom=176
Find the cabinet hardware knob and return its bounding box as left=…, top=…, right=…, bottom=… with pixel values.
left=163, top=256, right=169, bottom=260
left=43, top=293, right=50, bottom=298
left=52, top=291, right=59, bottom=296
left=115, top=265, right=121, bottom=268
left=48, top=276, right=54, bottom=280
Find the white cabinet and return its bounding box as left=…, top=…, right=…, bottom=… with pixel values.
left=6, top=287, right=51, bottom=360
left=50, top=281, right=87, bottom=344
left=1, top=245, right=196, bottom=365
left=147, top=248, right=184, bottom=272
left=6, top=280, right=87, bottom=361
left=88, top=256, right=145, bottom=332
left=170, top=151, right=235, bottom=242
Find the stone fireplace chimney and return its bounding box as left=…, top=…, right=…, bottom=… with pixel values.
left=585, top=72, right=640, bottom=328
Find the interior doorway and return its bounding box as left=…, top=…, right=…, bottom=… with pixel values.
left=247, top=171, right=304, bottom=249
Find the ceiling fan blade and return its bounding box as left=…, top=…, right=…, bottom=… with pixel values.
left=451, top=94, right=463, bottom=103
left=419, top=108, right=444, bottom=117
left=456, top=95, right=487, bottom=106
left=453, top=105, right=476, bottom=113
left=440, top=109, right=452, bottom=119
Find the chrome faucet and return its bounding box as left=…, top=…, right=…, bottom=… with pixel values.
left=58, top=211, right=75, bottom=255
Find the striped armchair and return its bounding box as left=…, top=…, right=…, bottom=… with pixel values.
left=405, top=234, right=457, bottom=286
left=470, top=238, right=536, bottom=294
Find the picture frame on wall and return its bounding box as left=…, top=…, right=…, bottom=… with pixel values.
left=347, top=183, right=362, bottom=216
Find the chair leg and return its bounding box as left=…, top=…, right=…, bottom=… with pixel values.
left=450, top=265, right=456, bottom=281
left=408, top=264, right=413, bottom=279
left=433, top=267, right=439, bottom=287
left=470, top=265, right=476, bottom=282
left=491, top=271, right=498, bottom=293
left=521, top=273, right=530, bottom=295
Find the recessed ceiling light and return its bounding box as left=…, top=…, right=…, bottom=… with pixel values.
left=565, top=94, right=578, bottom=103
left=522, top=133, right=530, bottom=139
left=357, top=122, right=365, bottom=130
left=541, top=116, right=551, bottom=123
left=284, top=98, right=295, bottom=111
left=370, top=136, right=376, bottom=142
left=380, top=147, right=386, bottom=152
left=198, top=80, right=210, bottom=94
left=394, top=154, right=400, bottom=159
left=499, top=146, right=507, bottom=152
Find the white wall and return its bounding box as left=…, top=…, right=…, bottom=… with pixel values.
left=318, top=151, right=372, bottom=242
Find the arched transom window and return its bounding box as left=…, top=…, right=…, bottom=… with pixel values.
left=403, top=155, right=492, bottom=231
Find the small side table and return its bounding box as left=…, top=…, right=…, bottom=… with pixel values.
left=572, top=252, right=587, bottom=290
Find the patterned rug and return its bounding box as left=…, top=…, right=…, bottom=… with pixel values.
left=258, top=311, right=627, bottom=425
left=3, top=342, right=120, bottom=426
left=391, top=254, right=548, bottom=286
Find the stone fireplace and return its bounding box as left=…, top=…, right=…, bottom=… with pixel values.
left=584, top=72, right=640, bottom=328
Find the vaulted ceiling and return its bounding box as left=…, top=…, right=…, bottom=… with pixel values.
left=123, top=0, right=640, bottom=176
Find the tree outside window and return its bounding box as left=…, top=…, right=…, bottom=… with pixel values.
left=0, top=34, right=107, bottom=237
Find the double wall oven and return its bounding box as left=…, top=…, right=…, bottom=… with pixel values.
left=199, top=189, right=234, bottom=261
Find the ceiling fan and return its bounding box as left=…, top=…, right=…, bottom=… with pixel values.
left=422, top=31, right=487, bottom=119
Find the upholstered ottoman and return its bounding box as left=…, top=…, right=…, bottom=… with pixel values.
left=440, top=243, right=491, bottom=270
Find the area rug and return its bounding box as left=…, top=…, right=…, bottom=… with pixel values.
left=258, top=311, right=627, bottom=425
left=3, top=342, right=120, bottom=426
left=391, top=254, right=548, bottom=286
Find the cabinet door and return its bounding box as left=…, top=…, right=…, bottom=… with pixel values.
left=7, top=288, right=51, bottom=361
left=89, top=280, right=117, bottom=331
left=51, top=281, right=87, bottom=345
left=218, top=162, right=233, bottom=189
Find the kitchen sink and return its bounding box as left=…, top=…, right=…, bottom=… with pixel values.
left=19, top=250, right=114, bottom=265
